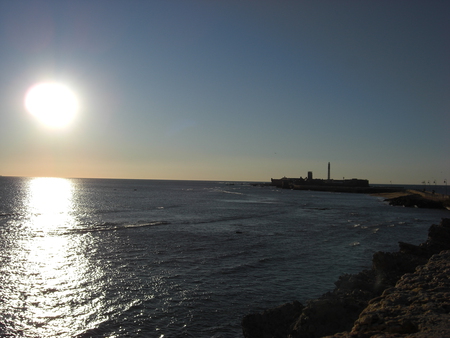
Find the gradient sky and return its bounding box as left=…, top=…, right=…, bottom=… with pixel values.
left=0, top=1, right=449, bottom=184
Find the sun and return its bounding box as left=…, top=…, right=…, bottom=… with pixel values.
left=25, top=83, right=79, bottom=128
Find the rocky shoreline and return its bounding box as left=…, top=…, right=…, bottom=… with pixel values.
left=242, top=218, right=450, bottom=338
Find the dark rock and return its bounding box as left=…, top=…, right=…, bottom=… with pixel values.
left=372, top=251, right=428, bottom=287
left=398, top=241, right=426, bottom=256
left=290, top=293, right=373, bottom=338
left=334, top=269, right=378, bottom=294
left=422, top=218, right=450, bottom=253
left=242, top=301, right=304, bottom=338
left=386, top=194, right=445, bottom=209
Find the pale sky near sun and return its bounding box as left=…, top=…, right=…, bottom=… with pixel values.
left=0, top=0, right=449, bottom=184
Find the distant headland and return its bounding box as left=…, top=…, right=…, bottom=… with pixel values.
left=269, top=163, right=450, bottom=210
left=271, top=162, right=401, bottom=194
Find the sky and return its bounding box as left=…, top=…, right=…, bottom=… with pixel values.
left=0, top=0, right=449, bottom=184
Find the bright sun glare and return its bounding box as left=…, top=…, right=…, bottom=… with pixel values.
left=25, top=83, right=79, bottom=128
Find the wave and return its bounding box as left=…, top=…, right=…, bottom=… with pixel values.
left=123, top=221, right=170, bottom=229
left=179, top=213, right=267, bottom=226
left=65, top=221, right=170, bottom=234
left=211, top=188, right=245, bottom=195
left=155, top=204, right=182, bottom=210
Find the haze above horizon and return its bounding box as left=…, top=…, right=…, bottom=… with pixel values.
left=0, top=1, right=448, bottom=185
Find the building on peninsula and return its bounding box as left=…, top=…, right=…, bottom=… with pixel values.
left=271, top=163, right=369, bottom=191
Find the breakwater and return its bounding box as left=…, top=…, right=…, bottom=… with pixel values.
left=242, top=218, right=450, bottom=338
left=292, top=185, right=403, bottom=194
left=385, top=191, right=450, bottom=210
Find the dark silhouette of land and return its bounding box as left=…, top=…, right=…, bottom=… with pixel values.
left=373, top=190, right=450, bottom=210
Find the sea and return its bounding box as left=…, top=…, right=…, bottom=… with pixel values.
left=0, top=177, right=448, bottom=338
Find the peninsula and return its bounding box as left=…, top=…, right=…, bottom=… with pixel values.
left=270, top=164, right=450, bottom=209
left=271, top=163, right=402, bottom=194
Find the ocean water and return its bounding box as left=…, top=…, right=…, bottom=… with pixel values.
left=0, top=177, right=448, bottom=338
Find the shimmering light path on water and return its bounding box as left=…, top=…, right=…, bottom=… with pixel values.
left=0, top=177, right=448, bottom=337
left=0, top=178, right=108, bottom=336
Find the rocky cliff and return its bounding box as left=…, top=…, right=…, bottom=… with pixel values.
left=326, top=250, right=450, bottom=337
left=242, top=218, right=450, bottom=338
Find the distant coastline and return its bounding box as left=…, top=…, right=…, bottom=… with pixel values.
left=270, top=163, right=404, bottom=194
left=269, top=174, right=450, bottom=210
left=270, top=176, right=403, bottom=194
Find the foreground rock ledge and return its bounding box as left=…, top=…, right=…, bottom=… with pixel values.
left=326, top=250, right=450, bottom=338
left=242, top=218, right=450, bottom=338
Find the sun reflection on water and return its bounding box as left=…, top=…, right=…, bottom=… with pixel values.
left=0, top=177, right=107, bottom=337
left=25, top=177, right=76, bottom=232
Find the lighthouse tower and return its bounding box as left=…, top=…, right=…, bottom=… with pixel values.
left=328, top=162, right=330, bottom=180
